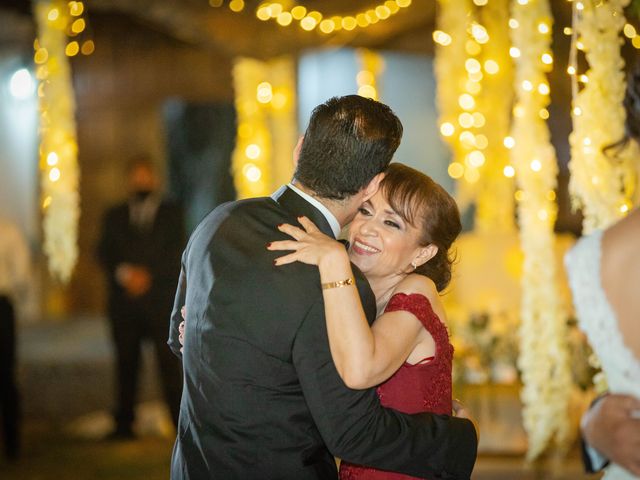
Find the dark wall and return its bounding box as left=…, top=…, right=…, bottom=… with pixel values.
left=65, top=13, right=234, bottom=314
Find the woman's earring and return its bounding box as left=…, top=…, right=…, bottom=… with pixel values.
left=410, top=261, right=417, bottom=271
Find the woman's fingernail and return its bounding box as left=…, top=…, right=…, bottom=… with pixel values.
left=273, top=259, right=278, bottom=265
left=277, top=223, right=283, bottom=228
left=266, top=242, right=271, bottom=248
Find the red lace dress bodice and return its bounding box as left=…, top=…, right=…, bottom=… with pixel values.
left=339, top=293, right=454, bottom=480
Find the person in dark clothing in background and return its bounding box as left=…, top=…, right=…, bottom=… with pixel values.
left=0, top=218, right=30, bottom=460
left=98, top=156, right=185, bottom=439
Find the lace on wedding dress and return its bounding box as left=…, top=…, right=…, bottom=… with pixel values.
left=566, top=230, right=640, bottom=480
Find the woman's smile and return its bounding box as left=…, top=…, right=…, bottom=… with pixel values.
left=351, top=238, right=381, bottom=256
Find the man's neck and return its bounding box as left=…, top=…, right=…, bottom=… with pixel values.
left=290, top=180, right=355, bottom=228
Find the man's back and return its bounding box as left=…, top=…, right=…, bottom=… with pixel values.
left=174, top=193, right=347, bottom=478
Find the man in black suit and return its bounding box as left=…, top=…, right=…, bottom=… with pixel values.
left=98, top=156, right=185, bottom=439
left=168, top=96, right=477, bottom=479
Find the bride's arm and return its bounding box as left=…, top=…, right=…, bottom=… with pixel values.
left=269, top=217, right=425, bottom=389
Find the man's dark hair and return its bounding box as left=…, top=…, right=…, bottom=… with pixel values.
left=295, top=95, right=403, bottom=200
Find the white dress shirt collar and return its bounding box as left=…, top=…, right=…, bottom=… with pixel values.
left=283, top=183, right=341, bottom=238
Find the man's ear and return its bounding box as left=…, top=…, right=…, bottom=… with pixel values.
left=293, top=135, right=304, bottom=167
left=413, top=244, right=439, bottom=268
left=363, top=172, right=385, bottom=201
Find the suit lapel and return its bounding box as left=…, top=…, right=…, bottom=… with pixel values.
left=274, top=186, right=336, bottom=239
left=274, top=186, right=377, bottom=323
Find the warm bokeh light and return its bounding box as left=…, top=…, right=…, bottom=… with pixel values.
left=503, top=165, right=515, bottom=178
left=530, top=159, right=542, bottom=172
left=291, top=5, right=307, bottom=19
left=342, top=16, right=357, bottom=31
left=503, top=136, right=515, bottom=149
left=357, top=85, right=377, bottom=98
left=48, top=8, right=59, bottom=21
left=71, top=18, right=85, bottom=34
left=65, top=41, right=79, bottom=56
left=276, top=12, right=293, bottom=26
left=448, top=162, right=464, bottom=179
left=256, top=82, right=273, bottom=103
left=484, top=59, right=499, bottom=74
left=440, top=122, right=455, bottom=137
left=458, top=93, right=475, bottom=110
left=248, top=0, right=412, bottom=32
left=229, top=0, right=245, bottom=12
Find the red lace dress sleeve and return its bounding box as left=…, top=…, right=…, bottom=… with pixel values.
left=376, top=292, right=453, bottom=416
left=339, top=293, right=454, bottom=480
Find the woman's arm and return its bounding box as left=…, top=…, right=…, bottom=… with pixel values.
left=269, top=216, right=427, bottom=389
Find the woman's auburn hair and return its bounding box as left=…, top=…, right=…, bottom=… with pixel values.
left=379, top=163, right=462, bottom=292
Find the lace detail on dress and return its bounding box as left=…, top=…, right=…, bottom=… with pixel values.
left=339, top=293, right=453, bottom=480
left=566, top=230, right=640, bottom=480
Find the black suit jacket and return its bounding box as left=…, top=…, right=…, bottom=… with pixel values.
left=168, top=187, right=477, bottom=480
left=98, top=198, right=185, bottom=322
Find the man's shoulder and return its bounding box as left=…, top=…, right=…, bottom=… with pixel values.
left=187, top=196, right=283, bottom=245
left=200, top=196, right=283, bottom=225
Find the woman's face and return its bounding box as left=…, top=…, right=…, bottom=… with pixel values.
left=347, top=190, right=425, bottom=279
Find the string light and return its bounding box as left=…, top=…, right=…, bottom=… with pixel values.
left=229, top=0, right=245, bottom=12
left=252, top=0, right=412, bottom=33
left=276, top=12, right=293, bottom=26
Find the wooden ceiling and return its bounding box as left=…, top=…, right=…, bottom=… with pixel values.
left=0, top=0, right=437, bottom=58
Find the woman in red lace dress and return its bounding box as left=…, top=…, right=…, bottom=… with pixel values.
left=269, top=163, right=471, bottom=479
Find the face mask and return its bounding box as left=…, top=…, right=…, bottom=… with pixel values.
left=133, top=189, right=153, bottom=201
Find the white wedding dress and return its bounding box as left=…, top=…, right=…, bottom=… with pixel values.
left=566, top=229, right=640, bottom=480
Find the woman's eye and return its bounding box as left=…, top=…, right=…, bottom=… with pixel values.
left=384, top=220, right=401, bottom=229
left=358, top=207, right=372, bottom=216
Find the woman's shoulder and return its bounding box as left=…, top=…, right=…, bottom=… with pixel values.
left=394, top=273, right=439, bottom=302
left=387, top=275, right=449, bottom=334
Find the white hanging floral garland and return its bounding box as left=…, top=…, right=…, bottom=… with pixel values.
left=34, top=1, right=81, bottom=283
left=568, top=0, right=637, bottom=234
left=509, top=0, right=572, bottom=461
left=232, top=57, right=296, bottom=199
left=435, top=0, right=516, bottom=231
left=434, top=0, right=475, bottom=206
left=474, top=0, right=516, bottom=233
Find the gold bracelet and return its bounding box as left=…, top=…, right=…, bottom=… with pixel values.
left=321, top=277, right=355, bottom=290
